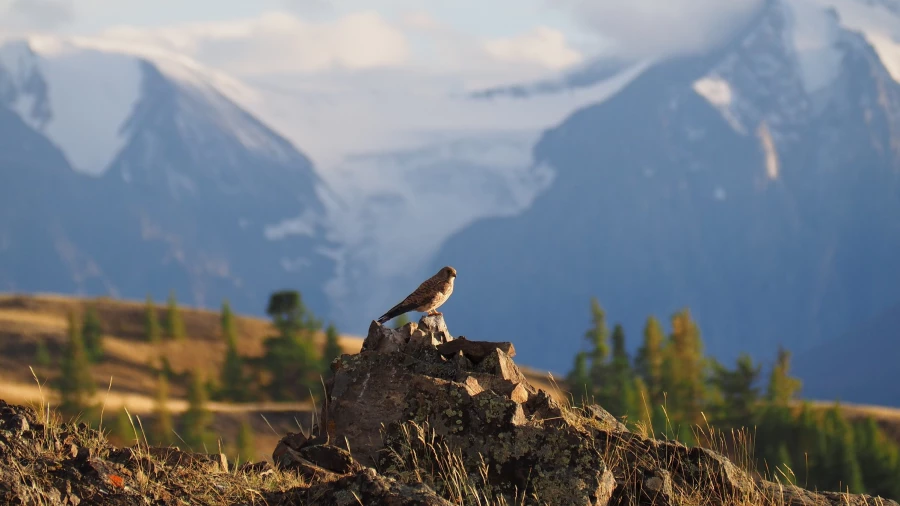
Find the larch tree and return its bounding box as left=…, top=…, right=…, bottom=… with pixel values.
left=261, top=290, right=322, bottom=401
left=152, top=373, right=174, bottom=445
left=58, top=311, right=96, bottom=419
left=219, top=300, right=249, bottom=402
left=182, top=370, right=213, bottom=450
left=164, top=290, right=187, bottom=342
left=635, top=316, right=665, bottom=405
left=81, top=304, right=104, bottom=362
left=144, top=295, right=162, bottom=345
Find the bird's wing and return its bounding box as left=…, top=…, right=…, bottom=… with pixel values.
left=376, top=274, right=441, bottom=323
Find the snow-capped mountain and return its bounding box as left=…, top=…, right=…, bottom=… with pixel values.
left=2, top=0, right=900, bottom=409
left=429, top=0, right=900, bottom=394
left=0, top=37, right=334, bottom=315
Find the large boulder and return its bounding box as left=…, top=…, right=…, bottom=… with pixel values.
left=316, top=315, right=900, bottom=506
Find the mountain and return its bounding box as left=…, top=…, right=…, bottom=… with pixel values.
left=0, top=37, right=334, bottom=316
left=429, top=0, right=900, bottom=377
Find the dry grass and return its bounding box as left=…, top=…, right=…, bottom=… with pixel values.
left=1, top=373, right=312, bottom=506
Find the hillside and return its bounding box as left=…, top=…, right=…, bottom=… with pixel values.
left=0, top=316, right=896, bottom=505
left=0, top=293, right=561, bottom=462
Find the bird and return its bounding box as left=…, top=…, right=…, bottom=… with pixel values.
left=376, top=266, right=457, bottom=324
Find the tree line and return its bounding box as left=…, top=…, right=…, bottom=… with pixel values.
left=567, top=298, right=900, bottom=498
left=42, top=289, right=342, bottom=465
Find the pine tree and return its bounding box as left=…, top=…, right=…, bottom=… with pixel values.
left=710, top=353, right=761, bottom=430
left=853, top=417, right=900, bottom=498
left=182, top=370, right=212, bottom=450
left=635, top=316, right=665, bottom=405
left=632, top=376, right=653, bottom=429
left=605, top=324, right=637, bottom=418
left=151, top=373, right=174, bottom=445
left=218, top=300, right=249, bottom=402
left=567, top=351, right=592, bottom=406
left=821, top=404, right=864, bottom=493
left=664, top=308, right=706, bottom=423
left=235, top=421, right=256, bottom=466
left=261, top=290, right=323, bottom=400
left=220, top=299, right=238, bottom=347
left=164, top=290, right=187, bottom=342
left=145, top=295, right=162, bottom=344
left=766, top=346, right=802, bottom=406
left=585, top=298, right=610, bottom=372
left=58, top=311, right=96, bottom=419
left=220, top=345, right=248, bottom=402
left=321, top=323, right=342, bottom=372
left=81, top=305, right=104, bottom=362
left=34, top=338, right=51, bottom=368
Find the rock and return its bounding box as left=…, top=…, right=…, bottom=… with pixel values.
left=418, top=314, right=452, bottom=342
left=300, top=445, right=361, bottom=474
left=273, top=429, right=361, bottom=476
left=363, top=320, right=416, bottom=353
left=436, top=337, right=516, bottom=361
left=509, top=383, right=530, bottom=404
left=276, top=468, right=453, bottom=506
left=585, top=405, right=628, bottom=433
left=758, top=481, right=897, bottom=506
left=322, top=330, right=617, bottom=505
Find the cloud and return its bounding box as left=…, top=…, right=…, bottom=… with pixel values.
left=100, top=10, right=412, bottom=75
left=553, top=0, right=765, bottom=58
left=2, top=0, right=74, bottom=30
left=484, top=26, right=583, bottom=69
left=95, top=8, right=584, bottom=90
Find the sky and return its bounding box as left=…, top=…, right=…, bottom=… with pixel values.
left=0, top=0, right=764, bottom=87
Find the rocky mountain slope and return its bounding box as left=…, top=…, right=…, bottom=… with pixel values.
left=1, top=314, right=896, bottom=505
left=0, top=38, right=334, bottom=317
left=431, top=0, right=900, bottom=376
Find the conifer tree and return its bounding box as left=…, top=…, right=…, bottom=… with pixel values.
left=635, top=316, right=665, bottom=405
left=321, top=323, right=343, bottom=371
left=58, top=311, right=96, bottom=419
left=81, top=305, right=104, bottom=362
left=152, top=373, right=174, bottom=445
left=218, top=300, right=249, bottom=402
left=220, top=299, right=238, bottom=347
left=164, top=290, right=187, bottom=342
left=220, top=345, right=248, bottom=402
left=261, top=290, right=322, bottom=400
left=821, top=404, right=864, bottom=492
left=567, top=351, right=592, bottom=406
left=605, top=324, right=637, bottom=418
left=236, top=421, right=256, bottom=466
left=766, top=346, right=802, bottom=406
left=34, top=338, right=51, bottom=368
left=145, top=295, right=162, bottom=344
left=664, top=308, right=706, bottom=423
left=632, top=376, right=653, bottom=428
left=710, top=353, right=761, bottom=429
left=585, top=298, right=610, bottom=373
left=182, top=370, right=212, bottom=450
left=856, top=417, right=900, bottom=498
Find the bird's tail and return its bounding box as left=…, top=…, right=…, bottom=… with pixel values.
left=376, top=302, right=416, bottom=324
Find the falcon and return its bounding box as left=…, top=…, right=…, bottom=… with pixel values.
left=376, top=266, right=457, bottom=324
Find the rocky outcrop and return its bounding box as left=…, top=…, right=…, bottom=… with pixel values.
left=316, top=315, right=899, bottom=506
left=1, top=314, right=897, bottom=505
